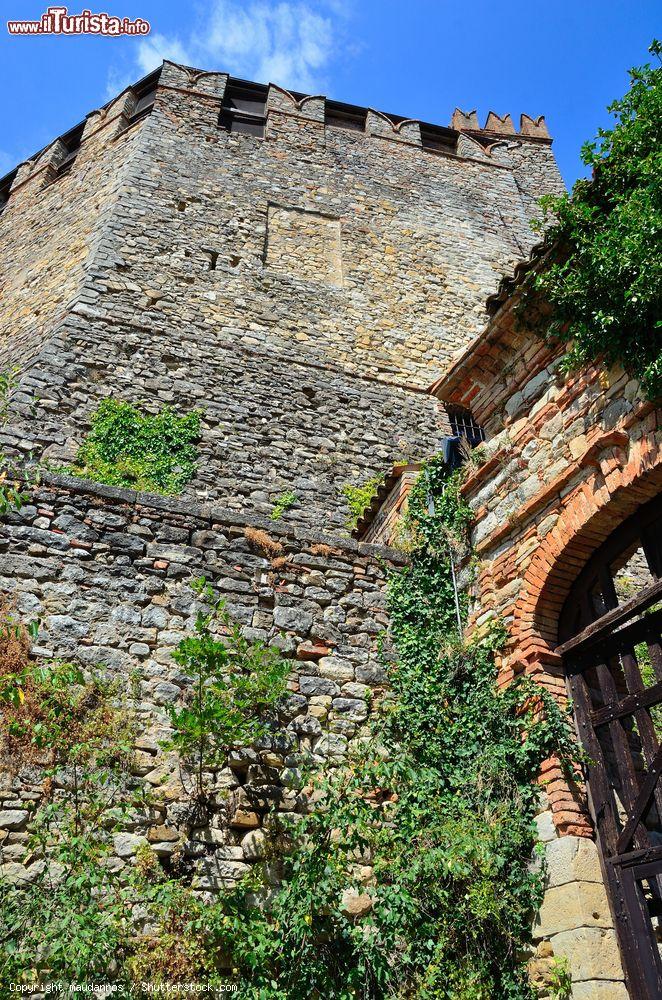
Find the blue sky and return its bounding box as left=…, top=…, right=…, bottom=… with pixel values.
left=0, top=0, right=659, bottom=186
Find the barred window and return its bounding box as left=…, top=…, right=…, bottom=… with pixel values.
left=446, top=404, right=485, bottom=448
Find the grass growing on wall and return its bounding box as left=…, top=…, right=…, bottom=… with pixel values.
left=341, top=474, right=384, bottom=530
left=61, top=399, right=200, bottom=495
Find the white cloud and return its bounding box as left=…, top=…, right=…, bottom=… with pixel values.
left=107, top=0, right=349, bottom=99
left=136, top=33, right=194, bottom=76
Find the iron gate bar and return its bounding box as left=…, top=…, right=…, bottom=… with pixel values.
left=556, top=578, right=662, bottom=657
left=610, top=844, right=662, bottom=869
left=591, top=681, right=662, bottom=726
left=617, top=746, right=662, bottom=854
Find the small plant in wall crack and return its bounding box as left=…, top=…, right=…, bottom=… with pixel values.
left=341, top=473, right=384, bottom=530
left=270, top=489, right=298, bottom=520
left=549, top=956, right=573, bottom=1000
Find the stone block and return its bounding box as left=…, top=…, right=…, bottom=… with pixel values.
left=0, top=810, right=29, bottom=831
left=535, top=809, right=557, bottom=844
left=533, top=880, right=613, bottom=937
left=545, top=836, right=603, bottom=889
left=571, top=982, right=628, bottom=1000
left=550, top=926, right=624, bottom=982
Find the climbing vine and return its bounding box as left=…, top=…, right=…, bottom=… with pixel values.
left=61, top=398, right=200, bottom=495
left=529, top=40, right=662, bottom=398
left=0, top=367, right=31, bottom=514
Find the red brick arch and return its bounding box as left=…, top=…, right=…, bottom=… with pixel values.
left=509, top=424, right=662, bottom=677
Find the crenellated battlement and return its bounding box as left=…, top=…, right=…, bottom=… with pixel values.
left=0, top=60, right=554, bottom=204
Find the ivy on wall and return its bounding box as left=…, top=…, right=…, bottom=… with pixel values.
left=0, top=368, right=31, bottom=514
left=61, top=398, right=200, bottom=495
left=530, top=40, right=662, bottom=398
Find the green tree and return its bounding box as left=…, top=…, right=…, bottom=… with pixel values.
left=532, top=40, right=662, bottom=397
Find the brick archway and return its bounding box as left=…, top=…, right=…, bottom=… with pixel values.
left=507, top=429, right=662, bottom=679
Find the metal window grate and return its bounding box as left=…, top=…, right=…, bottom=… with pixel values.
left=446, top=405, right=485, bottom=447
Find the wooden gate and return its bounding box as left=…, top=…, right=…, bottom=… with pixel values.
left=557, top=493, right=662, bottom=999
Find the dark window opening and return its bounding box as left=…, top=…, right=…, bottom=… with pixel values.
left=55, top=123, right=85, bottom=178
left=325, top=100, right=366, bottom=132
left=219, top=79, right=268, bottom=138
left=206, top=250, right=219, bottom=270
left=446, top=405, right=485, bottom=448
left=421, top=124, right=457, bottom=155
left=0, top=169, right=17, bottom=214
left=127, top=69, right=161, bottom=123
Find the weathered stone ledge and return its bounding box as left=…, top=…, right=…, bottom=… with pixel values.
left=31, top=471, right=410, bottom=566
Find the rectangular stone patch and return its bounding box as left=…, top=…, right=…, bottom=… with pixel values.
left=265, top=204, right=343, bottom=286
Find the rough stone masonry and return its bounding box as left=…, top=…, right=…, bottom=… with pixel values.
left=0, top=59, right=563, bottom=530
left=0, top=58, right=567, bottom=966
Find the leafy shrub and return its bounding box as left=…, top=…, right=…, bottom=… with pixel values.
left=62, top=398, right=200, bottom=494
left=530, top=41, right=662, bottom=398
left=165, top=578, right=290, bottom=802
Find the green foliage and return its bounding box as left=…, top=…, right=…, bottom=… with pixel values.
left=165, top=578, right=290, bottom=801
left=530, top=41, right=662, bottom=397
left=270, top=490, right=299, bottom=520
left=549, top=956, right=573, bottom=1000
left=341, top=474, right=384, bottom=529
left=170, top=457, right=577, bottom=999
left=0, top=592, right=290, bottom=992
left=0, top=643, right=139, bottom=988
left=0, top=463, right=578, bottom=997
left=61, top=398, right=200, bottom=495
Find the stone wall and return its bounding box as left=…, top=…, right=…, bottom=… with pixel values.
left=0, top=60, right=564, bottom=530
left=0, top=473, right=404, bottom=892
left=432, top=270, right=662, bottom=998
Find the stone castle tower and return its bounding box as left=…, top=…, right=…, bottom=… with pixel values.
left=0, top=60, right=563, bottom=529
left=3, top=60, right=657, bottom=1000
